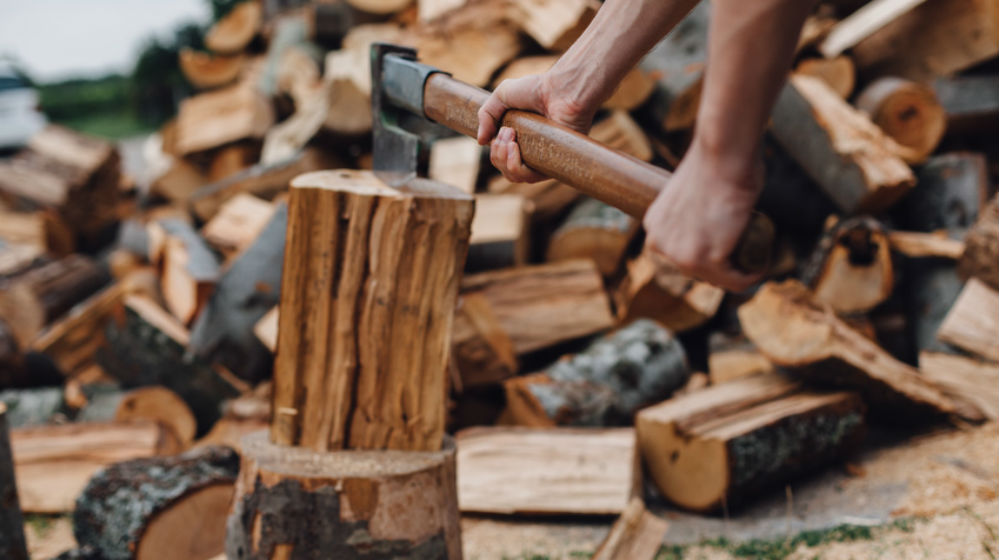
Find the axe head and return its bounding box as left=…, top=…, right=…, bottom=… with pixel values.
left=370, top=43, right=452, bottom=188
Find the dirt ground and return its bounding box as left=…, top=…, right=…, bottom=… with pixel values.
left=24, top=422, right=998, bottom=559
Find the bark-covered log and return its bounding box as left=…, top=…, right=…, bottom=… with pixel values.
left=0, top=403, right=28, bottom=560
left=547, top=197, right=637, bottom=278
left=0, top=387, right=67, bottom=427
left=959, top=195, right=998, bottom=290
left=188, top=203, right=286, bottom=382
left=74, top=445, right=239, bottom=560
left=31, top=283, right=125, bottom=378
left=640, top=1, right=709, bottom=132
left=637, top=373, right=865, bottom=512
left=933, top=74, right=999, bottom=138
left=615, top=250, right=724, bottom=333
left=503, top=320, right=689, bottom=427
left=76, top=386, right=198, bottom=450
left=226, top=431, right=462, bottom=559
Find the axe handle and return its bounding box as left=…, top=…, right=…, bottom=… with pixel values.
left=422, top=73, right=774, bottom=274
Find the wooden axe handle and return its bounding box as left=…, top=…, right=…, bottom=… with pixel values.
left=422, top=73, right=774, bottom=274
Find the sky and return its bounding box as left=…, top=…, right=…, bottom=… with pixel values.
left=0, top=0, right=210, bottom=82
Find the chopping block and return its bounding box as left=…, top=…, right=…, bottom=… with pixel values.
left=226, top=169, right=473, bottom=559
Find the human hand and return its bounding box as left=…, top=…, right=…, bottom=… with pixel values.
left=642, top=140, right=766, bottom=292
left=476, top=73, right=597, bottom=183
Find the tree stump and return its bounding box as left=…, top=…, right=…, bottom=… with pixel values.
left=226, top=431, right=462, bottom=559
left=0, top=403, right=28, bottom=560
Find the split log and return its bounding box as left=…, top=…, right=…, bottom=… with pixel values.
left=937, top=279, right=999, bottom=362
left=920, top=352, right=999, bottom=421
left=0, top=241, right=44, bottom=279
left=179, top=48, right=244, bottom=90
left=11, top=420, right=174, bottom=512
left=460, top=260, right=614, bottom=356
left=487, top=175, right=580, bottom=223
left=0, top=254, right=109, bottom=346
left=0, top=209, right=74, bottom=255
left=174, top=84, right=274, bottom=155
left=738, top=280, right=959, bottom=416
left=850, top=0, right=999, bottom=83
left=196, top=383, right=271, bottom=451
left=159, top=220, right=221, bottom=325
left=417, top=24, right=522, bottom=87
left=467, top=193, right=529, bottom=270
left=933, top=74, right=999, bottom=137
left=346, top=0, right=412, bottom=15
left=271, top=171, right=473, bottom=452
left=959, top=195, right=998, bottom=290
left=887, top=231, right=965, bottom=260
left=641, top=1, right=709, bottom=132
left=0, top=387, right=65, bottom=428
left=504, top=320, right=688, bottom=428
left=590, top=109, right=654, bottom=162
left=794, top=56, right=855, bottom=99
left=707, top=333, right=775, bottom=385
left=149, top=158, right=208, bottom=203
left=226, top=431, right=462, bottom=559
left=205, top=1, right=263, bottom=54
left=323, top=47, right=374, bottom=135
left=636, top=373, right=865, bottom=512
left=189, top=203, right=287, bottom=382
left=261, top=88, right=327, bottom=165
left=98, top=295, right=243, bottom=434
left=855, top=77, right=945, bottom=163
left=31, top=283, right=125, bottom=378
left=253, top=306, right=278, bottom=352
left=0, top=404, right=27, bottom=560
left=817, top=0, right=927, bottom=58
left=770, top=74, right=915, bottom=213
left=76, top=386, right=198, bottom=450
left=200, top=193, right=276, bottom=260
left=615, top=250, right=724, bottom=333
left=592, top=497, right=669, bottom=560
left=547, top=197, right=637, bottom=278
left=0, top=125, right=121, bottom=244
left=75, top=446, right=239, bottom=560
left=429, top=136, right=481, bottom=194
left=800, top=216, right=894, bottom=314
left=451, top=293, right=518, bottom=388
left=508, top=0, right=596, bottom=51
left=189, top=148, right=334, bottom=221
left=456, top=426, right=637, bottom=515
left=207, top=142, right=259, bottom=183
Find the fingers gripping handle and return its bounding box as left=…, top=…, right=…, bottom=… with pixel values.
left=422, top=73, right=774, bottom=274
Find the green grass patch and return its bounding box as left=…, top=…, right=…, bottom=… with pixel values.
left=54, top=111, right=155, bottom=140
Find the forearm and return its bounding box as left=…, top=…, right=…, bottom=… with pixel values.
left=547, top=0, right=699, bottom=110
left=694, top=0, right=816, bottom=180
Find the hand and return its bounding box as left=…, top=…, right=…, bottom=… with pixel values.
left=642, top=140, right=766, bottom=292
left=476, top=73, right=596, bottom=183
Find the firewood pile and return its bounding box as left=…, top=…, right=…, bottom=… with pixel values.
left=0, top=0, right=996, bottom=558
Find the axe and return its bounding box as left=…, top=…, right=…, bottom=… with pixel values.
left=370, top=43, right=774, bottom=273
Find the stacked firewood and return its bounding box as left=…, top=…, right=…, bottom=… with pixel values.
left=0, top=0, right=997, bottom=558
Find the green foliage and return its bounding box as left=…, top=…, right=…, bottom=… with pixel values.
left=209, top=0, right=245, bottom=21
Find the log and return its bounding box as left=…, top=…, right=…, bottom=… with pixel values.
left=196, top=383, right=271, bottom=451
left=589, top=109, right=654, bottom=162
left=615, top=250, right=724, bottom=333
left=887, top=230, right=965, bottom=259
left=205, top=1, right=263, bottom=54
left=770, top=75, right=915, bottom=213
left=817, top=0, right=928, bottom=57
left=74, top=445, right=239, bottom=560
left=933, top=74, right=999, bottom=137
left=794, top=56, right=856, bottom=99
left=174, top=84, right=275, bottom=155
left=271, top=171, right=473, bottom=452
left=460, top=260, right=614, bottom=356
left=503, top=319, right=690, bottom=427
left=738, top=280, right=959, bottom=416
left=31, top=283, right=125, bottom=378
left=456, top=426, right=637, bottom=515
left=546, top=197, right=637, bottom=278
left=416, top=23, right=522, bottom=87
left=98, top=295, right=243, bottom=434
left=207, top=142, right=259, bottom=183
left=253, top=306, right=278, bottom=352
left=200, top=193, right=276, bottom=260
left=159, top=219, right=221, bottom=325
left=855, top=77, right=945, bottom=163
left=592, top=497, right=669, bottom=560
left=0, top=241, right=44, bottom=279
left=227, top=431, right=461, bottom=558
left=467, top=193, right=529, bottom=270
left=487, top=175, right=580, bottom=223
left=919, top=351, right=999, bottom=421
left=149, top=157, right=208, bottom=204
left=323, top=47, right=374, bottom=135
left=937, top=279, right=999, bottom=362
left=636, top=374, right=865, bottom=512
left=189, top=203, right=287, bottom=382
left=11, top=420, right=174, bottom=512
left=508, top=0, right=596, bottom=51
left=850, top=0, right=999, bottom=83
left=800, top=216, right=894, bottom=314
left=959, top=195, right=999, bottom=290
left=451, top=293, right=518, bottom=388
left=0, top=254, right=110, bottom=346
left=0, top=404, right=27, bottom=560
left=346, top=0, right=412, bottom=15
left=179, top=48, right=245, bottom=90
left=641, top=0, right=709, bottom=132
left=0, top=387, right=65, bottom=428
left=0, top=208, right=74, bottom=255
left=76, top=386, right=198, bottom=450
left=707, top=333, right=775, bottom=385
left=429, top=136, right=481, bottom=195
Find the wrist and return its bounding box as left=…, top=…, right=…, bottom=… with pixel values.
left=689, top=125, right=764, bottom=193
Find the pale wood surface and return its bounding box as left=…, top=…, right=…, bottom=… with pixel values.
left=937, top=278, right=999, bottom=362
left=819, top=0, right=928, bottom=57
left=179, top=48, right=244, bottom=90
left=205, top=1, right=262, bottom=54
left=888, top=230, right=965, bottom=259
left=855, top=76, right=945, bottom=163
left=919, top=352, right=999, bottom=421
left=591, top=497, right=669, bottom=560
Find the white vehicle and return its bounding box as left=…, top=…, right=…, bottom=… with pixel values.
left=0, top=62, right=46, bottom=150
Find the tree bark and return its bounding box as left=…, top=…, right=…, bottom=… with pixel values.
left=547, top=197, right=638, bottom=278
left=0, top=403, right=28, bottom=560
left=226, top=431, right=462, bottom=559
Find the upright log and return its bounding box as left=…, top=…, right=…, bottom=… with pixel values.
left=0, top=404, right=28, bottom=560
left=271, top=170, right=473, bottom=451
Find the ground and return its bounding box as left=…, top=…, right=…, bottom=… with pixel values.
left=24, top=422, right=998, bottom=559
